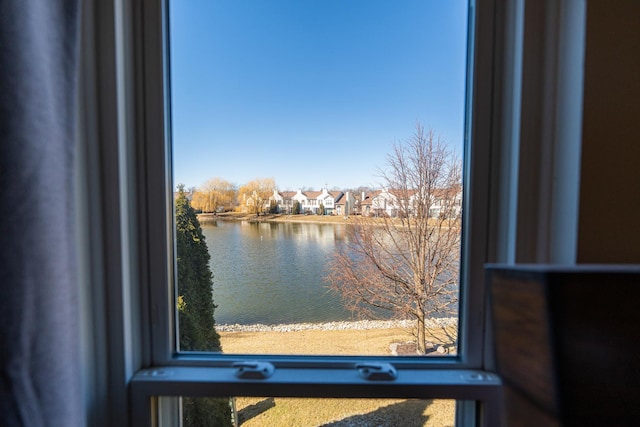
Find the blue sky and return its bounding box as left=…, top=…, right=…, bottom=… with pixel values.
left=170, top=0, right=468, bottom=191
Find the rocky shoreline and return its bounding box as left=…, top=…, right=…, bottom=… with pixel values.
left=216, top=317, right=458, bottom=333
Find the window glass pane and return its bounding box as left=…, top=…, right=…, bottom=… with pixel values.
left=170, top=0, right=468, bottom=356
left=159, top=396, right=459, bottom=427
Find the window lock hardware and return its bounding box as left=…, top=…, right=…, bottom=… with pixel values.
left=140, top=369, right=170, bottom=377
left=233, top=361, right=275, bottom=380
left=462, top=372, right=495, bottom=382
left=356, top=363, right=397, bottom=381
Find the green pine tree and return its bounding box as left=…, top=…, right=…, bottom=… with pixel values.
left=175, top=184, right=232, bottom=427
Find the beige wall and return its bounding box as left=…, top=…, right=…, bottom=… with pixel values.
left=578, top=0, right=640, bottom=263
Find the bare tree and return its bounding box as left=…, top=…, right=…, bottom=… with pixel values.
left=326, top=125, right=462, bottom=354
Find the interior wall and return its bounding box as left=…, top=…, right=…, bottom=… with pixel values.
left=577, top=0, right=640, bottom=263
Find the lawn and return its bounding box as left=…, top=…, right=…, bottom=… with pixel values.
left=220, top=326, right=457, bottom=426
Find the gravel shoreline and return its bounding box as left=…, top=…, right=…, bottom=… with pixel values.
left=216, top=318, right=458, bottom=333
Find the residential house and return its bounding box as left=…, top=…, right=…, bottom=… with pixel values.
left=359, top=190, right=378, bottom=216
left=270, top=190, right=297, bottom=214
left=302, top=190, right=321, bottom=213
left=361, top=187, right=463, bottom=218
left=291, top=189, right=309, bottom=213
left=370, top=189, right=400, bottom=217
left=334, top=191, right=356, bottom=216
left=273, top=188, right=344, bottom=215
left=428, top=185, right=463, bottom=219
left=316, top=189, right=343, bottom=215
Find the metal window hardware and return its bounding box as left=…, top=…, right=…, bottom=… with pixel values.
left=356, top=363, right=397, bottom=381
left=233, top=361, right=275, bottom=379
left=462, top=372, right=495, bottom=382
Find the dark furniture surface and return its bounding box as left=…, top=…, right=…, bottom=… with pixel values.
left=487, top=265, right=640, bottom=426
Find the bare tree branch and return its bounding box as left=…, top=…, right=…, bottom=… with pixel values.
left=326, top=124, right=461, bottom=354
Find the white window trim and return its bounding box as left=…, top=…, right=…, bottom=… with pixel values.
left=148, top=0, right=491, bottom=370
left=77, top=0, right=587, bottom=425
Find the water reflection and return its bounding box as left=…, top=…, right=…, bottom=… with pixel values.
left=201, top=220, right=356, bottom=325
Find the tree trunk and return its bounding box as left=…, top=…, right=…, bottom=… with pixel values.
left=416, top=310, right=427, bottom=354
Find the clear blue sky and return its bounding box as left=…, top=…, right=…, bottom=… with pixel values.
left=170, top=0, right=468, bottom=191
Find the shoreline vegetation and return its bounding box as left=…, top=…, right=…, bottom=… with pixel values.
left=198, top=211, right=351, bottom=224
left=197, top=212, right=460, bottom=229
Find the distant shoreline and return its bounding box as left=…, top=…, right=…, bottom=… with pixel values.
left=216, top=318, right=458, bottom=333
left=197, top=212, right=458, bottom=228
left=198, top=211, right=351, bottom=225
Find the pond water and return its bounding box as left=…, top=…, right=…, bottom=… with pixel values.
left=201, top=220, right=372, bottom=325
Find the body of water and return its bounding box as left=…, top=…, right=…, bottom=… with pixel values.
left=201, top=220, right=371, bottom=325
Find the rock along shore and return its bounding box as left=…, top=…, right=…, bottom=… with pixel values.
left=216, top=318, right=458, bottom=333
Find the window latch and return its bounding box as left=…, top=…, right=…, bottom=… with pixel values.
left=356, top=363, right=397, bottom=381
left=233, top=361, right=275, bottom=379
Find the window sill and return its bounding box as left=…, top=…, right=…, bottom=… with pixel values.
left=130, top=366, right=502, bottom=425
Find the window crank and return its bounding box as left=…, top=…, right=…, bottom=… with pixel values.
left=232, top=361, right=275, bottom=379
left=356, top=363, right=397, bottom=381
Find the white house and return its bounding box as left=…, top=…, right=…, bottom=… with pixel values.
left=270, top=190, right=297, bottom=214
left=427, top=186, right=463, bottom=219
left=291, top=189, right=309, bottom=213
left=370, top=189, right=400, bottom=217
left=270, top=188, right=344, bottom=215
left=361, top=187, right=463, bottom=218
left=315, top=188, right=343, bottom=215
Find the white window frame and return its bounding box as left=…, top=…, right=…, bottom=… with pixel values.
left=78, top=0, right=587, bottom=425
